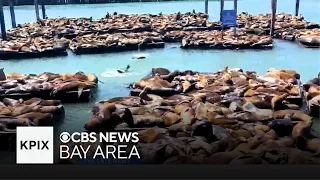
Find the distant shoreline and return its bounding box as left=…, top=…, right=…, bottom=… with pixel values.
left=2, top=0, right=214, bottom=6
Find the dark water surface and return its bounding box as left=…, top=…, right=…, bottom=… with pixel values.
left=0, top=0, right=319, bottom=136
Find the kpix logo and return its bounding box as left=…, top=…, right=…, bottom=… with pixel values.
left=16, top=127, right=54, bottom=164
left=20, top=140, right=49, bottom=150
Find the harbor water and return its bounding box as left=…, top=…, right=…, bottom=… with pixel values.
left=0, top=0, right=319, bottom=136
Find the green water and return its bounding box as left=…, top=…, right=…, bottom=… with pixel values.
left=0, top=0, right=319, bottom=136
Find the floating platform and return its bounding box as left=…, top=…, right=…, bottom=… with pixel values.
left=180, top=30, right=274, bottom=50
left=0, top=72, right=98, bottom=103
left=0, top=97, right=65, bottom=151
left=75, top=67, right=320, bottom=165
left=0, top=48, right=68, bottom=60
left=70, top=42, right=165, bottom=55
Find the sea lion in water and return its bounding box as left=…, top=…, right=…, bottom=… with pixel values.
left=117, top=65, right=130, bottom=74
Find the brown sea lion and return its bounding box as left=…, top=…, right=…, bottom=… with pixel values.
left=73, top=71, right=88, bottom=81
left=0, top=117, right=34, bottom=128
left=229, top=155, right=268, bottom=164
left=87, top=73, right=98, bottom=83
left=2, top=98, right=20, bottom=106
left=133, top=114, right=165, bottom=127
left=138, top=127, right=167, bottom=143
left=307, top=85, right=320, bottom=100
left=204, top=151, right=244, bottom=164
left=180, top=108, right=196, bottom=125
left=135, top=75, right=171, bottom=89
left=232, top=129, right=252, bottom=139
left=271, top=93, right=288, bottom=110
left=306, top=138, right=320, bottom=153
left=162, top=112, right=181, bottom=126
left=51, top=81, right=96, bottom=98
left=17, top=112, right=53, bottom=125
left=84, top=102, right=119, bottom=132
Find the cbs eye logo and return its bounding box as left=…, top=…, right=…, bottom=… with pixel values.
left=60, top=132, right=71, bottom=143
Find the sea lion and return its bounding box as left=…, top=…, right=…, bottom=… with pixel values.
left=84, top=102, right=120, bottom=132
left=308, top=95, right=320, bottom=117
left=306, top=138, right=320, bottom=153
left=138, top=127, right=167, bottom=143
left=73, top=71, right=88, bottom=81
left=134, top=75, right=171, bottom=89
left=17, top=112, right=53, bottom=125
left=151, top=68, right=171, bottom=76
left=268, top=114, right=293, bottom=137
left=0, top=117, right=34, bottom=128
left=271, top=94, right=288, bottom=110
left=51, top=81, right=95, bottom=98
left=2, top=98, right=20, bottom=107
left=189, top=137, right=213, bottom=155
left=117, top=65, right=130, bottom=74
left=307, top=85, right=320, bottom=100
left=204, top=151, right=244, bottom=164
left=87, top=73, right=98, bottom=83
left=229, top=155, right=268, bottom=164
left=232, top=129, right=252, bottom=139
left=133, top=114, right=165, bottom=127
left=162, top=112, right=181, bottom=126
left=180, top=108, right=196, bottom=125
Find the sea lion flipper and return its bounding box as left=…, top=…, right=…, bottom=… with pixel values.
left=77, top=86, right=84, bottom=98
left=29, top=100, right=42, bottom=107
left=117, top=70, right=124, bottom=73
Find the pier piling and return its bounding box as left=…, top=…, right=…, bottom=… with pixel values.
left=270, top=0, right=277, bottom=37
left=9, top=0, right=16, bottom=28
left=205, top=0, right=208, bottom=14
left=34, top=0, right=41, bottom=22
left=233, top=0, right=238, bottom=36
left=295, top=0, right=300, bottom=16
left=0, top=0, right=7, bottom=40
left=220, top=0, right=224, bottom=22
left=41, top=3, right=46, bottom=19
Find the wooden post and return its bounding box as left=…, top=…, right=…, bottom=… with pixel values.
left=295, top=0, right=300, bottom=16
left=234, top=0, right=237, bottom=14
left=220, top=0, right=224, bottom=22
left=0, top=0, right=6, bottom=40
left=9, top=0, right=16, bottom=28
left=205, top=0, right=208, bottom=14
left=233, top=0, right=237, bottom=36
left=41, top=3, right=46, bottom=19
left=270, top=0, right=277, bottom=37
left=34, top=0, right=41, bottom=22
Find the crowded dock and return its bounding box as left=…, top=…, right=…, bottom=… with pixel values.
left=0, top=12, right=319, bottom=59
left=0, top=70, right=98, bottom=102
left=0, top=97, right=65, bottom=150
left=57, top=67, right=320, bottom=164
